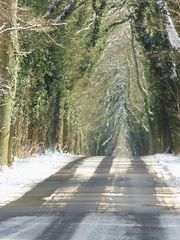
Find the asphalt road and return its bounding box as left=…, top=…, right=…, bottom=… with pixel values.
left=0, top=156, right=179, bottom=240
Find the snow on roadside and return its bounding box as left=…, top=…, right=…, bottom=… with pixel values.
left=143, top=153, right=180, bottom=208
left=0, top=151, right=78, bottom=207
left=153, top=154, right=180, bottom=188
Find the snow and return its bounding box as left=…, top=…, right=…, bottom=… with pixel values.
left=70, top=213, right=127, bottom=240
left=159, top=214, right=180, bottom=240
left=156, top=0, right=180, bottom=52
left=1, top=152, right=180, bottom=211
left=0, top=216, right=56, bottom=240
left=0, top=151, right=78, bottom=207
left=152, top=154, right=180, bottom=188
left=166, top=14, right=180, bottom=52
left=143, top=154, right=180, bottom=208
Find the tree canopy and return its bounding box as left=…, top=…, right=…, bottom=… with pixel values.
left=0, top=0, right=179, bottom=165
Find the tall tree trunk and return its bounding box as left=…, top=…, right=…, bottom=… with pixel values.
left=0, top=0, right=19, bottom=165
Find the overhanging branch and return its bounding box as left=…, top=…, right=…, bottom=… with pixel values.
left=106, top=15, right=133, bottom=32
left=0, top=22, right=67, bottom=34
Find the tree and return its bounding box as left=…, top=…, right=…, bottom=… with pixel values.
left=0, top=0, right=179, bottom=165
left=0, top=0, right=19, bottom=165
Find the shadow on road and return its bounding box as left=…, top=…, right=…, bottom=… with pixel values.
left=0, top=157, right=86, bottom=217
left=0, top=156, right=175, bottom=240
left=121, top=157, right=166, bottom=240
left=35, top=156, right=114, bottom=240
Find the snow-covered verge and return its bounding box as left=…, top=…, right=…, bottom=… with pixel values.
left=153, top=154, right=180, bottom=187
left=0, top=151, right=78, bottom=207
left=143, top=154, right=180, bottom=208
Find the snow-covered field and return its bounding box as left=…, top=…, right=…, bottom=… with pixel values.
left=0, top=152, right=78, bottom=207
left=143, top=154, right=180, bottom=208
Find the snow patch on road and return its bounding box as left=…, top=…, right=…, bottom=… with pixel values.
left=0, top=216, right=56, bottom=240
left=70, top=213, right=127, bottom=240
left=43, top=185, right=80, bottom=208
left=0, top=151, right=78, bottom=207
left=159, top=214, right=180, bottom=240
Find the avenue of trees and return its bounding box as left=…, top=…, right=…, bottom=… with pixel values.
left=0, top=0, right=179, bottom=165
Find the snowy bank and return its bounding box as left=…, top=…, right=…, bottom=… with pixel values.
left=152, top=154, right=180, bottom=188
left=0, top=152, right=78, bottom=207
left=143, top=153, right=180, bottom=208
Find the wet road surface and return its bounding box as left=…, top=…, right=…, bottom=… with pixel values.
left=0, top=156, right=179, bottom=239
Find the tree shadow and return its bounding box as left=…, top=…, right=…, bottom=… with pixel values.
left=0, top=157, right=86, bottom=217
left=35, top=156, right=114, bottom=240
left=120, top=157, right=167, bottom=240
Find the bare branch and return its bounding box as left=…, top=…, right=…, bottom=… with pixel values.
left=0, top=23, right=6, bottom=31
left=76, top=20, right=95, bottom=34
left=44, top=31, right=65, bottom=48
left=76, top=11, right=97, bottom=34
left=106, top=15, right=132, bottom=32
left=0, top=22, right=67, bottom=34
